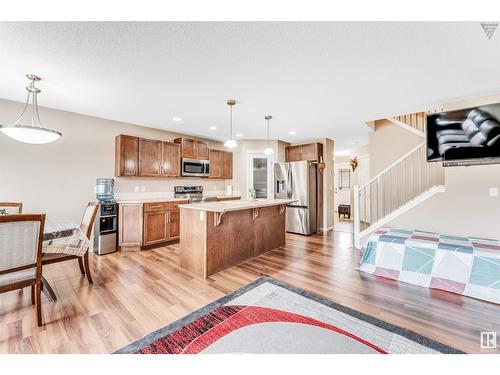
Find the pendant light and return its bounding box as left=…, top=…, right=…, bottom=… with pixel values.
left=263, top=115, right=274, bottom=156
left=224, top=99, right=237, bottom=149
left=0, top=74, right=62, bottom=144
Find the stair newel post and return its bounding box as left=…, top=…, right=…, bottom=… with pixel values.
left=353, top=184, right=361, bottom=249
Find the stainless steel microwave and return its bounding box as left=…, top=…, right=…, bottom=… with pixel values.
left=181, top=158, right=210, bottom=177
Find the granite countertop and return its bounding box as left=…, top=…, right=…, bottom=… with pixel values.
left=179, top=199, right=297, bottom=213
left=116, top=197, right=187, bottom=204
left=116, top=195, right=241, bottom=204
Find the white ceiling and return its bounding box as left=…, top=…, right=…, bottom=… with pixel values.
left=1, top=22, right=500, bottom=153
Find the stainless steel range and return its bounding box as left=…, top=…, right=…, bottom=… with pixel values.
left=174, top=186, right=218, bottom=203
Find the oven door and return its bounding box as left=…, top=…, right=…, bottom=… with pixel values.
left=182, top=158, right=209, bottom=177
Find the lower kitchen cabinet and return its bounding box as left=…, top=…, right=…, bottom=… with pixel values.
left=119, top=200, right=187, bottom=250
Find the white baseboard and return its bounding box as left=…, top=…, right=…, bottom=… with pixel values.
left=319, top=226, right=335, bottom=232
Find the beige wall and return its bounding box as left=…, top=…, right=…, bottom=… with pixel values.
left=369, top=120, right=423, bottom=177
left=323, top=138, right=335, bottom=229
left=369, top=118, right=500, bottom=239
left=0, top=99, right=229, bottom=222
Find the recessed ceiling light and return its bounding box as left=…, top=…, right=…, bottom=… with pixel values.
left=288, top=130, right=296, bottom=135
left=172, top=117, right=182, bottom=122
left=209, top=126, right=217, bottom=130
left=236, top=133, right=244, bottom=137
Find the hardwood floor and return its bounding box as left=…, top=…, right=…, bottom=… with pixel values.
left=0, top=230, right=499, bottom=354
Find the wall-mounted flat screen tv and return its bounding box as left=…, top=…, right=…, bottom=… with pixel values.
left=427, top=103, right=500, bottom=166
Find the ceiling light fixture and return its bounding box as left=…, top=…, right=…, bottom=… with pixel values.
left=224, top=99, right=238, bottom=149
left=0, top=74, right=62, bottom=144
left=288, top=130, right=296, bottom=135
left=236, top=133, right=244, bottom=137
left=263, top=115, right=274, bottom=156
left=209, top=126, right=217, bottom=130
left=172, top=117, right=182, bottom=122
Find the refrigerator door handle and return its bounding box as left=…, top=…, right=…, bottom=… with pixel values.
left=286, top=166, right=292, bottom=199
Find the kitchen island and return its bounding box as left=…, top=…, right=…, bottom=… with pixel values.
left=179, top=199, right=295, bottom=278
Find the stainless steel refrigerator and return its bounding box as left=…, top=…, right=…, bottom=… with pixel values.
left=274, top=161, right=317, bottom=235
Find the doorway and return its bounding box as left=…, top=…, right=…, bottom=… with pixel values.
left=247, top=151, right=274, bottom=199
left=334, top=162, right=354, bottom=233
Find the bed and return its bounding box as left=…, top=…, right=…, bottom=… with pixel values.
left=359, top=227, right=500, bottom=304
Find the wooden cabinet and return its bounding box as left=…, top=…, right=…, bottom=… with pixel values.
left=138, top=138, right=162, bottom=177
left=222, top=151, right=232, bottom=179
left=285, top=143, right=321, bottom=162
left=161, top=141, right=181, bottom=177
left=143, top=210, right=169, bottom=245
left=119, top=203, right=143, bottom=248
left=209, top=149, right=221, bottom=178
left=115, top=135, right=139, bottom=176
left=174, top=138, right=209, bottom=160
left=115, top=135, right=180, bottom=178
left=196, top=141, right=209, bottom=160
left=119, top=200, right=188, bottom=250
left=209, top=149, right=233, bottom=179
left=285, top=145, right=303, bottom=162
left=216, top=196, right=241, bottom=201
left=169, top=210, right=181, bottom=239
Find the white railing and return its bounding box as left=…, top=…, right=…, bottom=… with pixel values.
left=353, top=141, right=445, bottom=248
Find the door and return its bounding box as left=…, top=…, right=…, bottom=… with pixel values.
left=300, top=143, right=318, bottom=161
left=285, top=146, right=302, bottom=162
left=195, top=141, right=209, bottom=159
left=180, top=138, right=196, bottom=159
left=286, top=206, right=312, bottom=235
left=138, top=138, right=162, bottom=177
left=247, top=152, right=274, bottom=199
left=209, top=149, right=221, bottom=178
left=162, top=142, right=180, bottom=177
left=221, top=151, right=232, bottom=179
left=334, top=163, right=352, bottom=208
left=274, top=163, right=289, bottom=199
left=143, top=211, right=168, bottom=245
left=288, top=161, right=311, bottom=207
left=168, top=210, right=180, bottom=239
left=116, top=135, right=139, bottom=176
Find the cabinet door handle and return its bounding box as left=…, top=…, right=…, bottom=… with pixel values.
left=167, top=212, right=171, bottom=223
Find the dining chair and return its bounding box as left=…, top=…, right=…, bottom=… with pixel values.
left=42, top=202, right=99, bottom=284
left=0, top=214, right=45, bottom=326
left=0, top=202, right=23, bottom=215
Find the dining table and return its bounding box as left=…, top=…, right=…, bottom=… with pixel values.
left=42, top=221, right=81, bottom=302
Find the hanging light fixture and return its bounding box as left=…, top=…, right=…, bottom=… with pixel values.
left=224, top=99, right=238, bottom=149
left=0, top=74, right=62, bottom=144
left=263, top=115, right=274, bottom=156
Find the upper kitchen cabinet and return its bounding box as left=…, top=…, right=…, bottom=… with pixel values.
left=161, top=141, right=181, bottom=177
left=115, top=135, right=181, bottom=178
left=138, top=138, right=162, bottom=177
left=285, top=143, right=322, bottom=162
left=115, top=135, right=139, bottom=176
left=174, top=138, right=209, bottom=160
left=209, top=149, right=232, bottom=179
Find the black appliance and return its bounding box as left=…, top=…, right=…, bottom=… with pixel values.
left=93, top=178, right=118, bottom=255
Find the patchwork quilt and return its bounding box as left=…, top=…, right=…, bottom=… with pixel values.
left=359, top=228, right=500, bottom=304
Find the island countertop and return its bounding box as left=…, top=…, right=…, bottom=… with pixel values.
left=178, top=198, right=296, bottom=213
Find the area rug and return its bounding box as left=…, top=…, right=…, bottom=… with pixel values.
left=115, top=276, right=462, bottom=354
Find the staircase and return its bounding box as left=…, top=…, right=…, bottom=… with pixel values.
left=353, top=112, right=446, bottom=248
